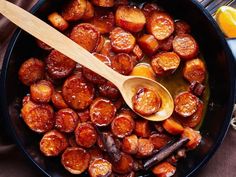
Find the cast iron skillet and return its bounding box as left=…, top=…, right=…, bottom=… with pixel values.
left=0, top=0, right=236, bottom=176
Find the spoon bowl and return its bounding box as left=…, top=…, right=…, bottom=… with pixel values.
left=0, top=0, right=174, bottom=121
left=122, top=76, right=174, bottom=121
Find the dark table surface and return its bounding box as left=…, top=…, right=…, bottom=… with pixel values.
left=0, top=0, right=236, bottom=177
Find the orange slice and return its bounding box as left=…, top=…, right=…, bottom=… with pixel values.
left=215, top=6, right=236, bottom=38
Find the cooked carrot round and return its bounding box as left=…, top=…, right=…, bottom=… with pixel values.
left=18, top=58, right=45, bottom=86
left=89, top=158, right=112, bottom=177
left=179, top=100, right=204, bottom=128
left=162, top=118, right=184, bottom=135
left=111, top=53, right=134, bottom=75
left=90, top=98, right=116, bottom=126
left=75, top=122, right=97, bottom=148
left=122, top=134, right=138, bottom=155
left=137, top=138, right=154, bottom=158
left=23, top=104, right=54, bottom=133
left=92, top=0, right=114, bottom=7
left=30, top=80, right=54, bottom=103
left=61, top=0, right=87, bottom=21
left=48, top=12, right=69, bottom=31
left=175, top=20, right=191, bottom=35
left=152, top=162, right=176, bottom=177
left=173, top=34, right=199, bottom=60
left=55, top=108, right=79, bottom=133
left=142, top=2, right=163, bottom=18
left=62, top=74, right=95, bottom=110
left=138, top=34, right=159, bottom=56
left=70, top=23, right=101, bottom=52
left=40, top=130, right=68, bottom=156
left=116, top=6, right=146, bottom=33
left=61, top=147, right=90, bottom=174
left=91, top=9, right=115, bottom=34
left=131, top=63, right=156, bottom=81
left=151, top=52, right=180, bottom=76
left=112, top=152, right=134, bottom=174
left=132, top=88, right=161, bottom=116
left=146, top=12, right=174, bottom=40
left=46, top=50, right=76, bottom=79
left=149, top=133, right=171, bottom=150
left=181, top=127, right=202, bottom=149
left=183, top=58, right=206, bottom=83
left=174, top=92, right=199, bottom=117
left=111, top=113, right=135, bottom=138
left=51, top=90, right=68, bottom=109
left=134, top=119, right=151, bottom=138
left=110, top=27, right=136, bottom=53
left=81, top=1, right=94, bottom=20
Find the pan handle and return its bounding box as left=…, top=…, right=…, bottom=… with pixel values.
left=226, top=38, right=236, bottom=61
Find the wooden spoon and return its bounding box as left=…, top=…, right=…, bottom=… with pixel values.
left=0, top=0, right=174, bottom=121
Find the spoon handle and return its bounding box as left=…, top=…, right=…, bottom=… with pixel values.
left=0, top=0, right=126, bottom=88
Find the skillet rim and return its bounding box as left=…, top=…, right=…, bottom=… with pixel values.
left=0, top=0, right=235, bottom=177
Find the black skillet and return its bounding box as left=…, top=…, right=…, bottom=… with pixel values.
left=0, top=0, right=235, bottom=176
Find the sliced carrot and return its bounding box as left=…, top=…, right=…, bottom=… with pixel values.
left=48, top=12, right=69, bottom=31
left=152, top=162, right=176, bottom=177
left=181, top=127, right=202, bottom=149
left=130, top=63, right=156, bottom=81
left=162, top=118, right=184, bottom=135
left=116, top=6, right=146, bottom=32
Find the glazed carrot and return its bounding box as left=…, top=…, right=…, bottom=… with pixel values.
left=48, top=12, right=69, bottom=31
left=116, top=6, right=146, bottom=32
left=89, top=158, right=112, bottom=177
left=112, top=152, right=134, bottom=174
left=152, top=162, right=176, bottom=177
left=134, top=119, right=151, bottom=138
left=162, top=118, right=184, bottom=135
left=181, top=127, right=202, bottom=149
left=131, top=63, right=156, bottom=81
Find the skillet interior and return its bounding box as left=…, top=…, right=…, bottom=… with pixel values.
left=0, top=0, right=235, bottom=176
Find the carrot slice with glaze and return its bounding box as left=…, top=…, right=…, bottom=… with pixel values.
left=62, top=0, right=87, bottom=21
left=40, top=130, right=68, bottom=156
left=89, top=159, right=112, bottom=177
left=116, top=6, right=146, bottom=32
left=90, top=98, right=116, bottom=126
left=146, top=12, right=174, bottom=40
left=163, top=118, right=184, bottom=135
left=18, top=58, right=45, bottom=86
left=61, top=147, right=90, bottom=174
